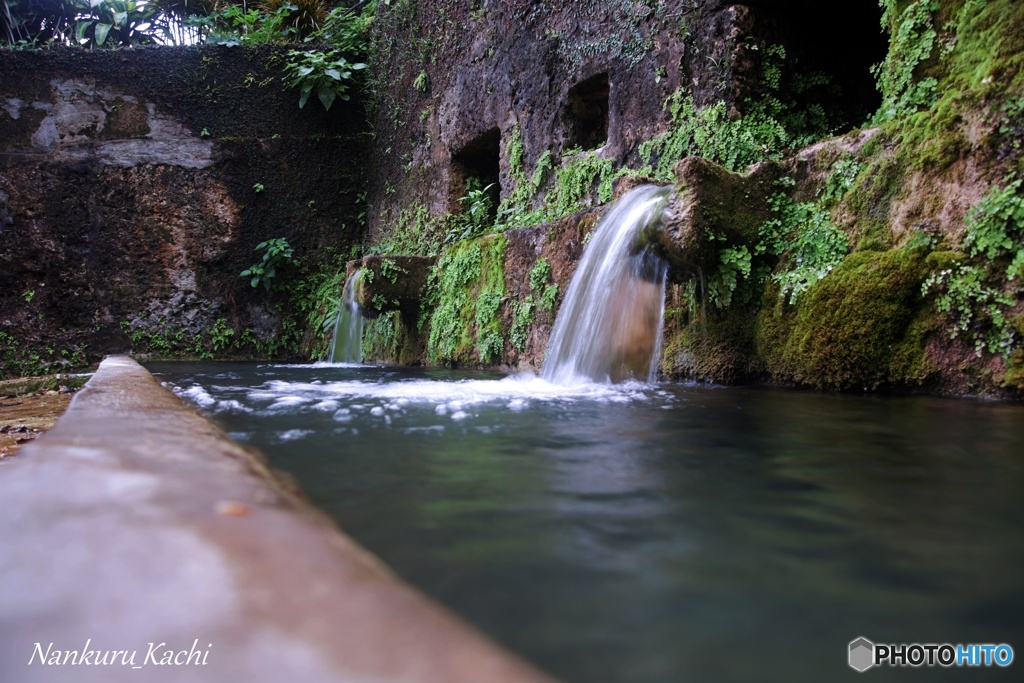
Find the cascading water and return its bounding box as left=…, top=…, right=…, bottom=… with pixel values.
left=542, top=185, right=671, bottom=385
left=329, top=271, right=364, bottom=364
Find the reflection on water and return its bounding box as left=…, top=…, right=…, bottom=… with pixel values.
left=150, top=362, right=1024, bottom=683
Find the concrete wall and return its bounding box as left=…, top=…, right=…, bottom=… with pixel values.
left=0, top=46, right=369, bottom=377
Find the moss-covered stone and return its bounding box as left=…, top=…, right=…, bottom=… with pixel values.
left=760, top=250, right=929, bottom=389
left=661, top=303, right=758, bottom=384
left=423, top=234, right=508, bottom=366
left=363, top=310, right=423, bottom=365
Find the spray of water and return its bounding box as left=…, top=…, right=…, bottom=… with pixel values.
left=329, top=270, right=364, bottom=364
left=542, top=185, right=671, bottom=385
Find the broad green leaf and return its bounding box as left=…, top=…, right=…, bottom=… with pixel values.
left=75, top=20, right=93, bottom=44
left=95, top=22, right=112, bottom=46
left=318, top=86, right=337, bottom=111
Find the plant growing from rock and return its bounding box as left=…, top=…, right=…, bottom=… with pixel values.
left=283, top=48, right=366, bottom=110
left=241, top=238, right=298, bottom=292
left=923, top=175, right=1024, bottom=357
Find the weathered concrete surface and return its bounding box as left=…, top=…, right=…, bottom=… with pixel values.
left=0, top=356, right=557, bottom=683
left=0, top=47, right=369, bottom=375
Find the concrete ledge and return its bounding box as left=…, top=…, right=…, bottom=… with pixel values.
left=0, top=356, right=556, bottom=683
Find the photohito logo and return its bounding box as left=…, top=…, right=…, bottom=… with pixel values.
left=848, top=637, right=1014, bottom=672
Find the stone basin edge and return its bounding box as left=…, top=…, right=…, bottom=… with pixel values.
left=0, top=355, right=557, bottom=683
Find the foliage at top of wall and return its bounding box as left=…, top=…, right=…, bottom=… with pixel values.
left=284, top=48, right=367, bottom=110
left=3, top=1, right=376, bottom=112
left=2, top=0, right=374, bottom=48
left=871, top=0, right=941, bottom=124
left=640, top=43, right=837, bottom=178
left=3, top=0, right=164, bottom=47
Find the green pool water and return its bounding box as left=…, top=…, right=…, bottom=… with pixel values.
left=150, top=361, right=1024, bottom=683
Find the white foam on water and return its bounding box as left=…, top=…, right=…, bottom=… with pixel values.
left=277, top=429, right=314, bottom=442
left=175, top=370, right=674, bottom=426
left=248, top=372, right=651, bottom=410
left=175, top=385, right=217, bottom=408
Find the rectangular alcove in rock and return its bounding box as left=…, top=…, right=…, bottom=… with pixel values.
left=563, top=73, right=610, bottom=152
left=450, top=127, right=501, bottom=225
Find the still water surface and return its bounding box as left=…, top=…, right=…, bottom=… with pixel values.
left=149, top=362, right=1024, bottom=683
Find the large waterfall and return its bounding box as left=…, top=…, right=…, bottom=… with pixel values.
left=542, top=185, right=671, bottom=384
left=329, top=271, right=364, bottom=364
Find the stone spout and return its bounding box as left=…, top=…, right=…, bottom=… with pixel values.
left=345, top=255, right=438, bottom=319
left=655, top=156, right=784, bottom=281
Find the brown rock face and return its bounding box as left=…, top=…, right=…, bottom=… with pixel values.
left=659, top=156, right=783, bottom=280
left=603, top=277, right=666, bottom=383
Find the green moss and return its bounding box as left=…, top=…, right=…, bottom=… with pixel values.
left=509, top=295, right=535, bottom=352
left=528, top=257, right=559, bottom=312
left=872, top=0, right=941, bottom=124
left=843, top=149, right=904, bottom=246
left=662, top=307, right=758, bottom=384
left=424, top=234, right=507, bottom=365
left=363, top=310, right=422, bottom=364
left=767, top=250, right=928, bottom=389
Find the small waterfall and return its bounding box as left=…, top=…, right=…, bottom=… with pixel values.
left=542, top=185, right=671, bottom=384
left=329, top=271, right=364, bottom=364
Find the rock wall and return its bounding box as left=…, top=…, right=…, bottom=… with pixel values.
left=0, top=46, right=368, bottom=377
left=366, top=0, right=885, bottom=242
left=360, top=0, right=1024, bottom=398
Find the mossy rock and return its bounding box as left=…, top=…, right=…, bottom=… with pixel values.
left=662, top=307, right=758, bottom=384
left=756, top=250, right=930, bottom=389
left=424, top=234, right=508, bottom=366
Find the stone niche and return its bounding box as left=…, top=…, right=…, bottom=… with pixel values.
left=562, top=73, right=610, bottom=152
left=449, top=127, right=501, bottom=222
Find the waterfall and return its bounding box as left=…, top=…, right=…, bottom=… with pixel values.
left=542, top=185, right=671, bottom=385
left=329, top=271, right=364, bottom=364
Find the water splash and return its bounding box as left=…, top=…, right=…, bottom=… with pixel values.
left=329, top=270, right=364, bottom=364
left=542, top=185, right=671, bottom=385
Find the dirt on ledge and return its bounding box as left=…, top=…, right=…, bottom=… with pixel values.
left=0, top=376, right=86, bottom=460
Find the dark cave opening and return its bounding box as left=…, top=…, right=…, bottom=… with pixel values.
left=450, top=127, right=502, bottom=224
left=563, top=73, right=610, bottom=152
left=746, top=0, right=889, bottom=132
